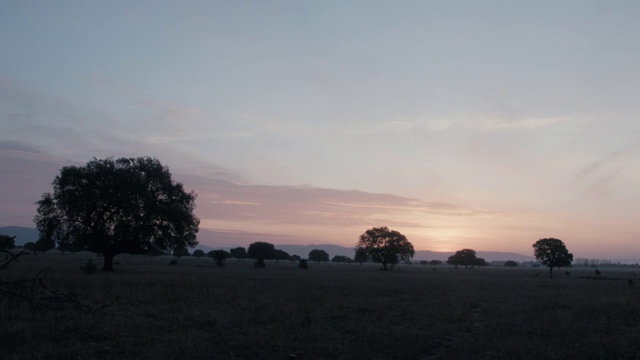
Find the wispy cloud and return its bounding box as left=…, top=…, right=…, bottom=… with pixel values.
left=573, top=143, right=638, bottom=199
left=349, top=115, right=568, bottom=135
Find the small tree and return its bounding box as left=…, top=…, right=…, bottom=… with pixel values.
left=23, top=242, right=36, bottom=254
left=356, top=227, right=414, bottom=270
left=331, top=255, right=352, bottom=264
left=192, top=249, right=205, bottom=258
left=208, top=250, right=230, bottom=267
left=173, top=247, right=190, bottom=258
left=429, top=260, right=443, bottom=266
left=35, top=238, right=55, bottom=254
left=354, top=247, right=369, bottom=265
left=447, top=249, right=477, bottom=269
left=298, top=259, right=308, bottom=269
left=308, top=249, right=329, bottom=263
left=230, top=246, right=248, bottom=262
left=0, top=234, right=16, bottom=250
left=290, top=254, right=301, bottom=263
left=274, top=249, right=291, bottom=263
left=532, top=238, right=573, bottom=276
left=504, top=260, right=518, bottom=267
left=247, top=242, right=276, bottom=260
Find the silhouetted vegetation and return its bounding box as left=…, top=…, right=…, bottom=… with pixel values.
left=230, top=246, right=248, bottom=261
left=355, top=226, right=414, bottom=270
left=248, top=242, right=275, bottom=260
left=532, top=238, right=573, bottom=276
left=0, top=234, right=16, bottom=250
left=34, top=157, right=200, bottom=271
left=35, top=238, right=55, bottom=254
left=208, top=250, right=230, bottom=267
left=447, top=249, right=478, bottom=269
left=172, top=246, right=190, bottom=258
left=274, top=249, right=291, bottom=263
left=192, top=249, right=205, bottom=258
left=504, top=260, right=518, bottom=267
left=254, top=256, right=266, bottom=268
left=79, top=259, right=97, bottom=274
left=354, top=247, right=369, bottom=265
left=331, top=255, right=352, bottom=264
left=308, top=249, right=329, bottom=263
left=298, top=259, right=308, bottom=269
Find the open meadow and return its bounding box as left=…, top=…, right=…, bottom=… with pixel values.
left=2, top=252, right=639, bottom=360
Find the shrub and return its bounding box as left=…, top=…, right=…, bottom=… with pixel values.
left=299, top=259, right=308, bottom=269
left=169, top=259, right=178, bottom=266
left=80, top=259, right=97, bottom=274
left=254, top=257, right=266, bottom=268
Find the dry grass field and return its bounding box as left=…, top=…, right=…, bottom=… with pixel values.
left=2, top=252, right=639, bottom=360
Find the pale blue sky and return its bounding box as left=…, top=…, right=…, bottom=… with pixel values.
left=1, top=1, right=639, bottom=258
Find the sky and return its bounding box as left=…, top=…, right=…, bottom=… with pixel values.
left=1, top=1, right=639, bottom=259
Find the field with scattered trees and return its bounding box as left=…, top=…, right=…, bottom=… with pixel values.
left=2, top=251, right=639, bottom=360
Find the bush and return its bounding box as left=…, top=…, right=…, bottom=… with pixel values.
left=299, top=259, right=308, bottom=269
left=80, top=259, right=97, bottom=274
left=254, top=257, right=266, bottom=268
left=169, top=259, right=178, bottom=266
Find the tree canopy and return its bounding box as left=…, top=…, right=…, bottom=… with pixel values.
left=208, top=249, right=230, bottom=267
left=355, top=226, right=414, bottom=270
left=533, top=238, right=573, bottom=276
left=34, top=157, right=200, bottom=271
left=0, top=234, right=16, bottom=250
left=247, top=242, right=276, bottom=260
left=331, top=255, right=352, bottom=264
left=274, top=249, right=291, bottom=263
left=230, top=246, right=248, bottom=261
left=447, top=249, right=478, bottom=269
left=308, top=249, right=330, bottom=263
left=354, top=247, right=370, bottom=265
left=192, top=249, right=205, bottom=258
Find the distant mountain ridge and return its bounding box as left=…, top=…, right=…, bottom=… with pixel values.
left=0, top=226, right=39, bottom=244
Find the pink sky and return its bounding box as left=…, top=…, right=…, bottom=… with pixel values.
left=1, top=2, right=640, bottom=259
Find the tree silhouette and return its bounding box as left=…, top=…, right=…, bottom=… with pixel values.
left=230, top=246, right=248, bottom=262
left=447, top=249, right=477, bottom=269
left=0, top=234, right=16, bottom=250
left=308, top=249, right=329, bottom=263
left=23, top=242, right=36, bottom=254
left=34, top=157, right=200, bottom=271
left=274, top=249, right=290, bottom=263
left=532, top=238, right=573, bottom=276
left=208, top=250, right=230, bottom=267
left=356, top=226, right=414, bottom=270
left=504, top=260, right=518, bottom=267
left=35, top=238, right=55, bottom=253
left=192, top=249, right=205, bottom=258
left=331, top=255, right=352, bottom=264
left=173, top=247, right=190, bottom=258
left=247, top=242, right=275, bottom=260
left=354, top=247, right=369, bottom=265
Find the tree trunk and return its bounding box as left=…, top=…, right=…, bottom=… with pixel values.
left=102, top=251, right=115, bottom=272
left=549, top=266, right=553, bottom=276
left=381, top=262, right=388, bottom=270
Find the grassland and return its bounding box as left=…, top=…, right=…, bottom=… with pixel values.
left=2, top=252, right=639, bottom=360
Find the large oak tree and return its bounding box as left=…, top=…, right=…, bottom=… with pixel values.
left=34, top=157, right=200, bottom=271
left=356, top=226, right=414, bottom=270
left=532, top=238, right=573, bottom=276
